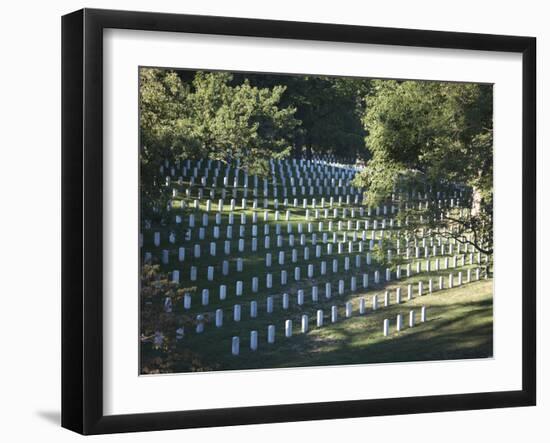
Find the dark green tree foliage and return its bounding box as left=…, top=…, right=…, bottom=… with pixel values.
left=353, top=80, right=493, bottom=254
left=234, top=73, right=370, bottom=159
left=291, top=76, right=370, bottom=159
left=139, top=68, right=300, bottom=210
left=140, top=264, right=217, bottom=373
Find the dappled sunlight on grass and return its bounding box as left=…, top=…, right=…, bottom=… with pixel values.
left=164, top=279, right=492, bottom=371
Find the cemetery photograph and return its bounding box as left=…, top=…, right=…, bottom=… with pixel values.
left=139, top=67, right=494, bottom=375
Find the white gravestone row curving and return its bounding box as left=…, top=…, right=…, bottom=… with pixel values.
left=150, top=158, right=478, bottom=356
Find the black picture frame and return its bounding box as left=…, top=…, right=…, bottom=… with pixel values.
left=61, top=8, right=536, bottom=435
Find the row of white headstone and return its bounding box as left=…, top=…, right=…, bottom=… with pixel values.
left=178, top=199, right=392, bottom=217
left=145, top=214, right=469, bottom=249
left=163, top=222, right=402, bottom=244
left=383, top=306, right=427, bottom=336
left=169, top=182, right=461, bottom=213
left=170, top=157, right=358, bottom=179
left=158, top=159, right=463, bottom=221
left=162, top=161, right=462, bottom=213
left=151, top=238, right=480, bottom=268
left=171, top=179, right=461, bottom=207
left=230, top=304, right=429, bottom=355
left=145, top=216, right=475, bottom=252
left=165, top=157, right=454, bottom=194
left=163, top=158, right=358, bottom=183
left=174, top=181, right=362, bottom=199
left=145, top=237, right=476, bottom=273
left=149, top=227, right=397, bottom=251
left=169, top=254, right=483, bottom=302
left=162, top=158, right=460, bottom=201
left=168, top=189, right=461, bottom=218
left=167, top=269, right=483, bottom=342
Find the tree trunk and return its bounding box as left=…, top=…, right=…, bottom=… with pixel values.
left=471, top=186, right=483, bottom=217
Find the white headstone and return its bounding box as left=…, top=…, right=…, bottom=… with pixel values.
left=338, top=280, right=344, bottom=295
left=409, top=310, right=415, bottom=327
left=331, top=305, right=338, bottom=323
left=325, top=282, right=332, bottom=299
left=312, top=286, right=319, bottom=302
left=163, top=297, right=173, bottom=313
left=359, top=298, right=366, bottom=314
left=250, top=300, right=258, bottom=318
left=196, top=315, right=204, bottom=334
left=301, top=315, right=309, bottom=333
left=172, top=270, right=180, bottom=284
left=231, top=336, right=240, bottom=356
left=282, top=293, right=289, bottom=310
left=345, top=302, right=352, bottom=318
left=396, top=314, right=403, bottom=332
left=178, top=247, right=185, bottom=262
left=215, top=309, right=223, bottom=327
left=285, top=320, right=293, bottom=338
left=250, top=331, right=258, bottom=351
left=267, top=325, right=275, bottom=344
left=233, top=304, right=241, bottom=322
left=297, top=290, right=304, bottom=306
left=252, top=277, right=259, bottom=293
left=183, top=293, right=191, bottom=309
left=201, top=289, right=209, bottom=306
left=231, top=279, right=241, bottom=295
left=215, top=285, right=225, bottom=302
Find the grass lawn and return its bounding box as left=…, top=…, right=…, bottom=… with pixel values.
left=144, top=279, right=492, bottom=373
left=140, top=170, right=492, bottom=374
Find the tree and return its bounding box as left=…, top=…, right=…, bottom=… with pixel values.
left=232, top=73, right=371, bottom=160
left=139, top=68, right=201, bottom=215
left=139, top=68, right=300, bottom=215
left=140, top=264, right=217, bottom=373
left=353, top=80, right=493, bottom=255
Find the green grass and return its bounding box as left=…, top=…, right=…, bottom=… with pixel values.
left=143, top=279, right=492, bottom=373
left=141, top=177, right=492, bottom=373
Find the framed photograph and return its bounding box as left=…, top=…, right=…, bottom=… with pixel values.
left=62, top=8, right=536, bottom=435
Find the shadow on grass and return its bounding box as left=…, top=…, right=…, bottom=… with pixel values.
left=265, top=300, right=493, bottom=368
left=161, top=293, right=493, bottom=372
